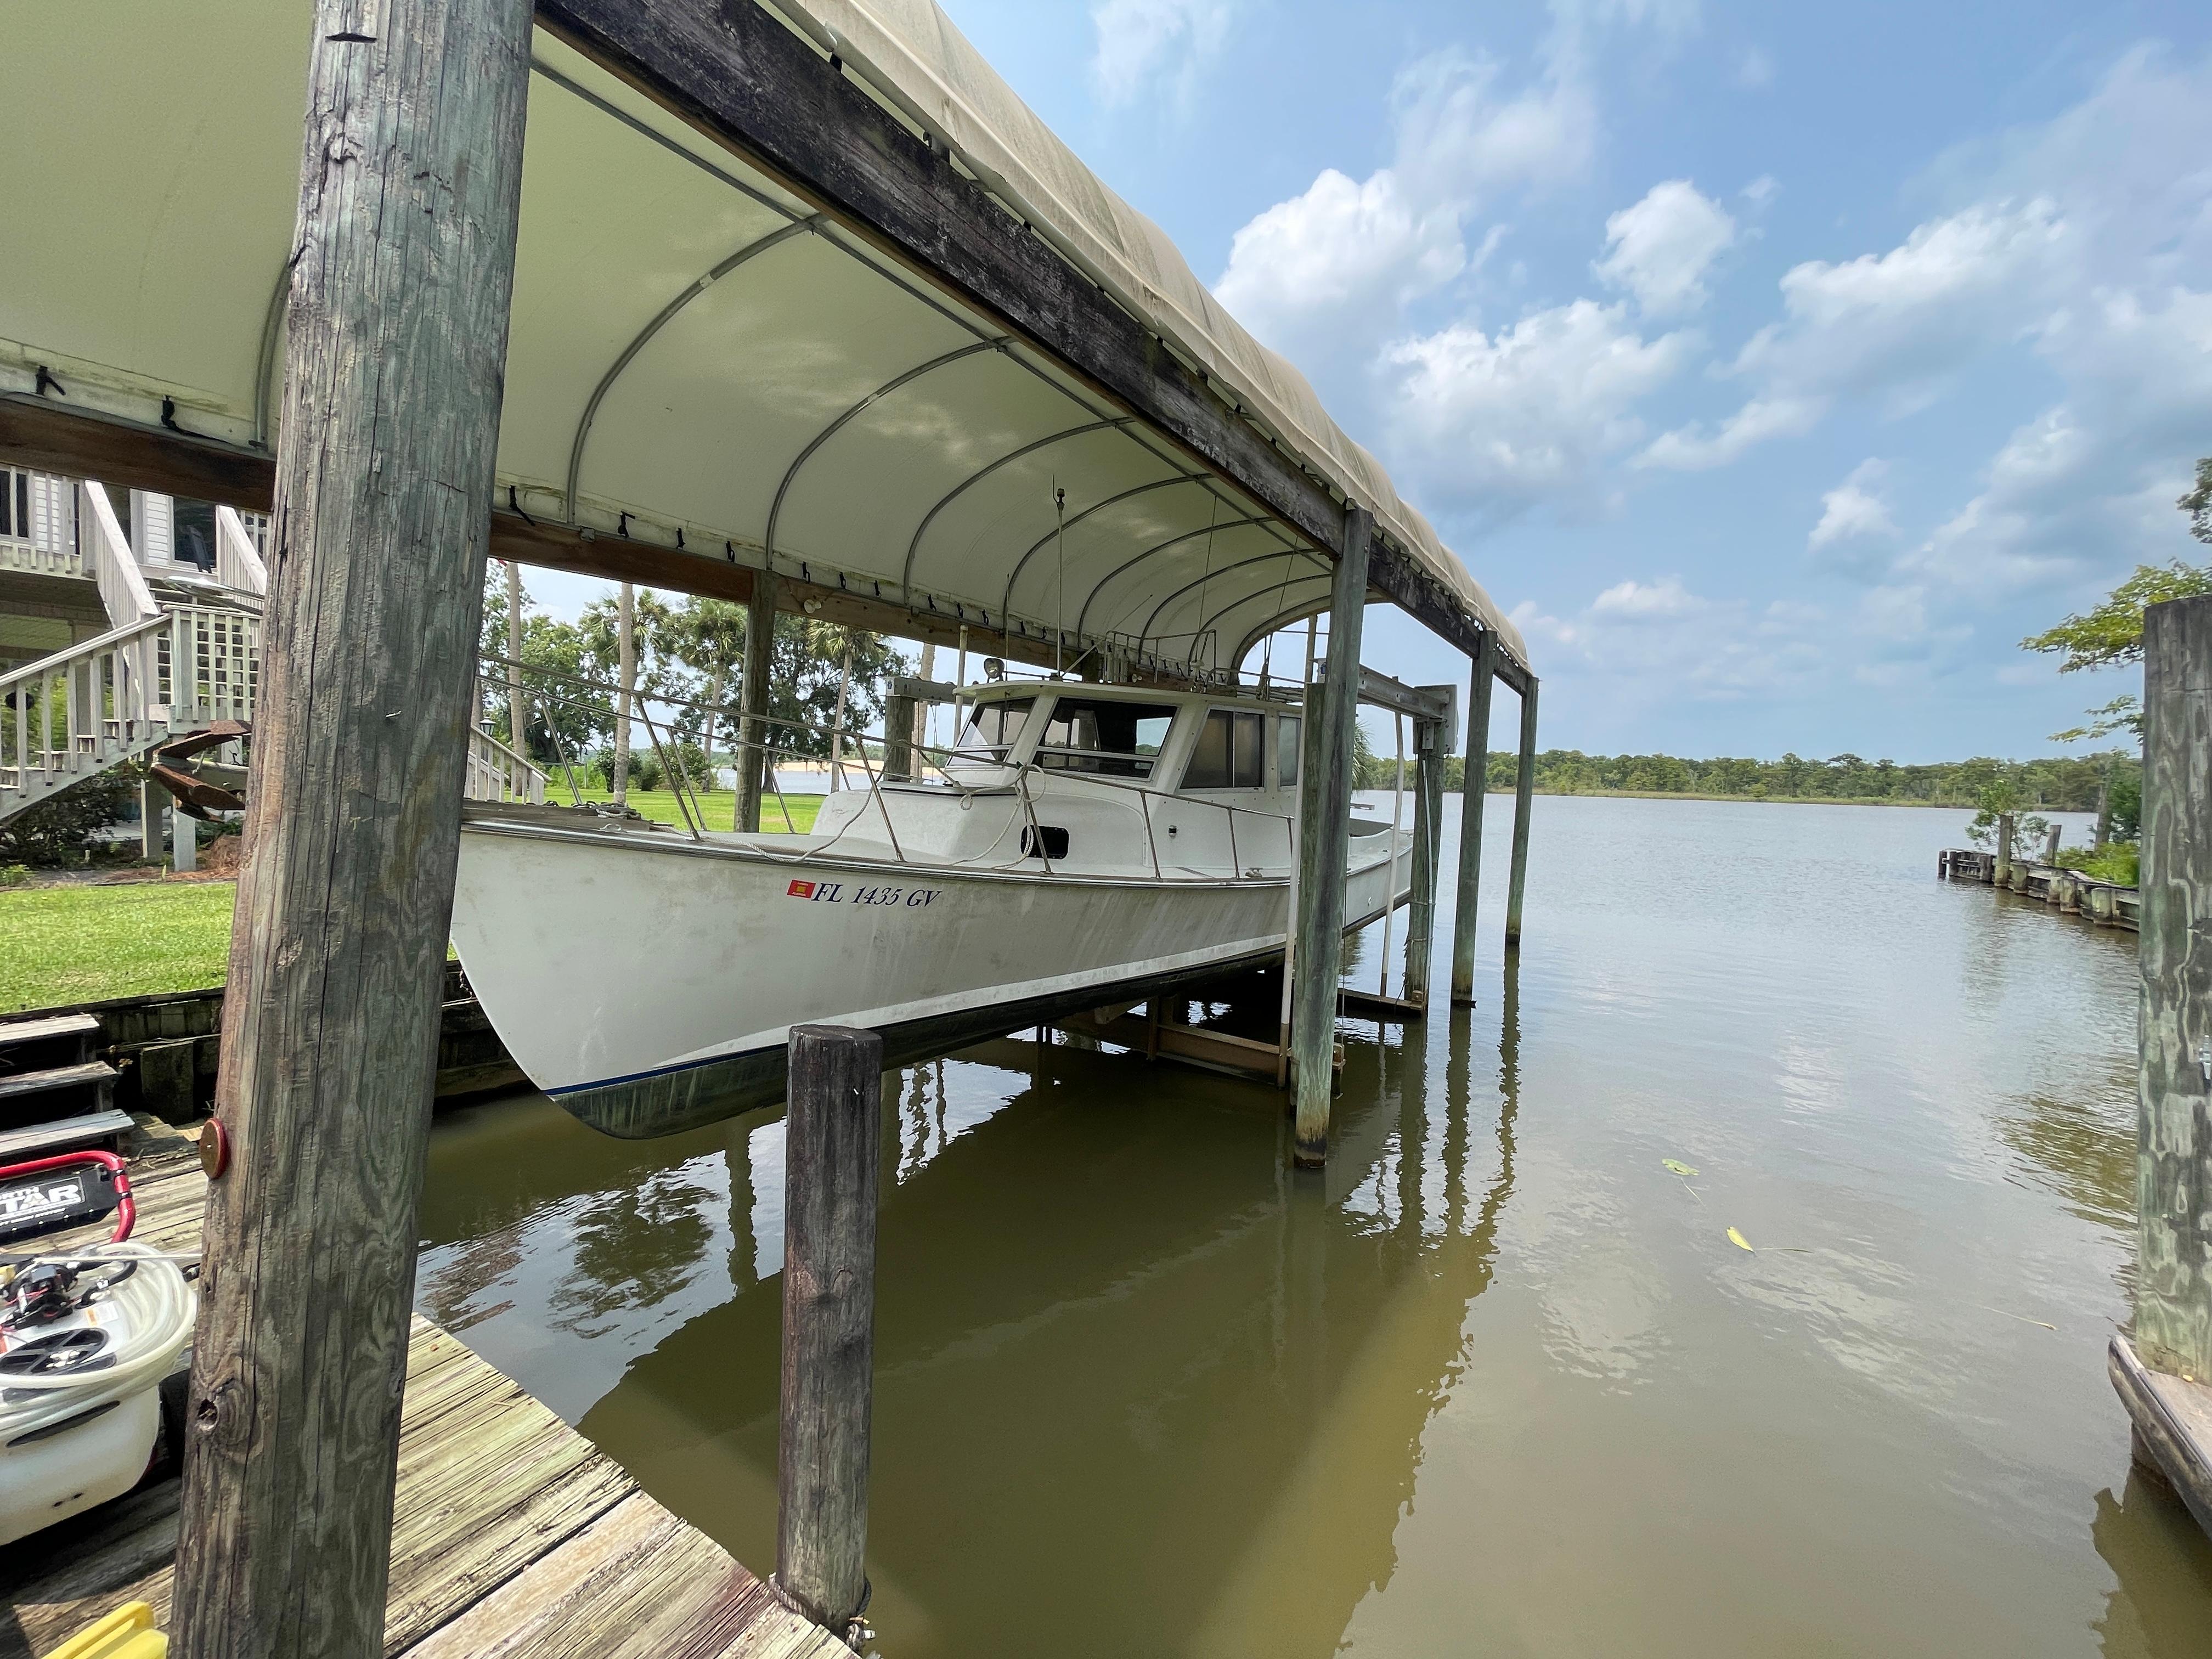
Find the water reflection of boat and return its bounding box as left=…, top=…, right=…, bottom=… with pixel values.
left=450, top=681, right=1410, bottom=1138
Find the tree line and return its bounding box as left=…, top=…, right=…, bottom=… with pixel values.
left=478, top=577, right=907, bottom=791
left=1356, top=743, right=2137, bottom=812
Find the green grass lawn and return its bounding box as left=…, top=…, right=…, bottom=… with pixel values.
left=569, top=788, right=821, bottom=833
left=1, top=881, right=238, bottom=1013
left=1, top=794, right=829, bottom=1012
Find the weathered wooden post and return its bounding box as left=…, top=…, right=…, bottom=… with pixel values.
left=1402, top=712, right=1447, bottom=1005
left=736, top=568, right=781, bottom=831
left=1994, top=811, right=2016, bottom=886
left=1449, top=633, right=1495, bottom=1005
left=777, top=1024, right=883, bottom=1638
left=1504, top=678, right=1538, bottom=949
left=882, top=688, right=916, bottom=781
left=2111, top=594, right=2212, bottom=1529
left=170, top=5, right=532, bottom=1658
left=2045, top=822, right=2062, bottom=866
left=140, top=778, right=165, bottom=864
left=1289, top=507, right=1372, bottom=1167
left=505, top=559, right=526, bottom=754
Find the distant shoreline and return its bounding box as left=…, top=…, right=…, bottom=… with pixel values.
left=1358, top=783, right=2092, bottom=811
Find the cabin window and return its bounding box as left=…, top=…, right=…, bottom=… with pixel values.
left=1183, top=709, right=1264, bottom=790
left=1276, top=715, right=1301, bottom=787
left=954, top=696, right=1035, bottom=764
left=1034, top=698, right=1176, bottom=778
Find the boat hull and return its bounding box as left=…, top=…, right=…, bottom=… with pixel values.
left=451, top=816, right=1404, bottom=1137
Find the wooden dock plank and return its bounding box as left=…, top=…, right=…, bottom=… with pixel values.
left=2, top=1141, right=851, bottom=1659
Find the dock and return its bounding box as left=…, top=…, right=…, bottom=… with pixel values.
left=0, top=1128, right=847, bottom=1659
left=14, top=966, right=524, bottom=1126
left=1937, top=847, right=2140, bottom=930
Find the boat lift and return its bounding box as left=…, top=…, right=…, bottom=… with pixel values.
left=1, top=3, right=1543, bottom=1651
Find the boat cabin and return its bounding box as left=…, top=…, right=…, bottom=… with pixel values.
left=793, top=680, right=1357, bottom=881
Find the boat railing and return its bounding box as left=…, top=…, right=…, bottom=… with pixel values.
left=473, top=654, right=1304, bottom=883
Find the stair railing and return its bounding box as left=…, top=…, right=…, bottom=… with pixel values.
left=214, top=506, right=270, bottom=599
left=156, top=605, right=259, bottom=729
left=80, top=483, right=160, bottom=627
left=0, top=613, right=173, bottom=808
left=464, top=723, right=549, bottom=805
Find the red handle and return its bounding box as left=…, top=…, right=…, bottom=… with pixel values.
left=0, top=1150, right=135, bottom=1243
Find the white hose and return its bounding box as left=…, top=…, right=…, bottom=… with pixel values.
left=0, top=1243, right=198, bottom=1442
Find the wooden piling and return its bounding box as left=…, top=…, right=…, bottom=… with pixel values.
left=777, top=1024, right=883, bottom=1637
left=140, top=777, right=164, bottom=864
left=1449, top=633, right=1495, bottom=1005
left=1504, top=678, right=1538, bottom=949
left=2131, top=595, right=2212, bottom=1380
left=1290, top=507, right=1373, bottom=1167
left=505, top=560, right=526, bottom=755
left=612, top=580, right=636, bottom=806
left=1994, top=811, right=2016, bottom=886
left=169, top=5, right=533, bottom=1658
left=737, top=567, right=780, bottom=832
left=1402, top=715, right=1446, bottom=1005
left=883, top=689, right=916, bottom=781
left=2045, top=822, right=2062, bottom=865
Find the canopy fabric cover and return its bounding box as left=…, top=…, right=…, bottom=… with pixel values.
left=0, top=0, right=1526, bottom=679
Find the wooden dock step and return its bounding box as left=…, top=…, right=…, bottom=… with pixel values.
left=0, top=1108, right=137, bottom=1163
left=0, top=1013, right=100, bottom=1051
left=0, top=1060, right=118, bottom=1106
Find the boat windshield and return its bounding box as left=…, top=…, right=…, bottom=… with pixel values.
left=952, top=696, right=1036, bottom=766
left=1035, top=697, right=1177, bottom=779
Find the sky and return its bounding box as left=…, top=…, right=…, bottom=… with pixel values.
left=537, top=0, right=2212, bottom=764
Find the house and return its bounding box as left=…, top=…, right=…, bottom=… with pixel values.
left=0, top=464, right=266, bottom=865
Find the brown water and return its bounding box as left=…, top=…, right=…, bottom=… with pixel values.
left=414, top=794, right=2212, bottom=1657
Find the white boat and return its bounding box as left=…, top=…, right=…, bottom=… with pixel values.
left=450, top=680, right=1410, bottom=1137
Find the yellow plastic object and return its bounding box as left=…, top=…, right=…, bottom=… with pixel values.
left=40, top=1602, right=167, bottom=1659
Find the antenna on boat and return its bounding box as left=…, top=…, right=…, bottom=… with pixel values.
left=1053, top=484, right=1066, bottom=675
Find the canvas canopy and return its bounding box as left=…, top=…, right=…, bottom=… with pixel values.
left=0, top=0, right=1527, bottom=680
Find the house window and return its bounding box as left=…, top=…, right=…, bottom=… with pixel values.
left=172, top=500, right=219, bottom=571
left=1183, top=709, right=1264, bottom=789
left=0, top=468, right=27, bottom=541
left=1035, top=697, right=1176, bottom=778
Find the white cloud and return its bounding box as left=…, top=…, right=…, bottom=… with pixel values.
left=1215, top=38, right=1603, bottom=361
left=1382, top=299, right=1694, bottom=513
left=1808, top=459, right=1897, bottom=558
left=1637, top=394, right=1822, bottom=470
left=1511, top=578, right=1827, bottom=701
left=1090, top=0, right=1240, bottom=108
left=1591, top=574, right=1706, bottom=618
left=1740, top=174, right=1779, bottom=208
left=1593, top=179, right=1736, bottom=315
left=1733, top=45, right=1774, bottom=88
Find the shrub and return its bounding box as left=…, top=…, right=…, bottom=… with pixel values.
left=0, top=865, right=29, bottom=888
left=2055, top=841, right=2140, bottom=885
left=0, top=769, right=138, bottom=866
